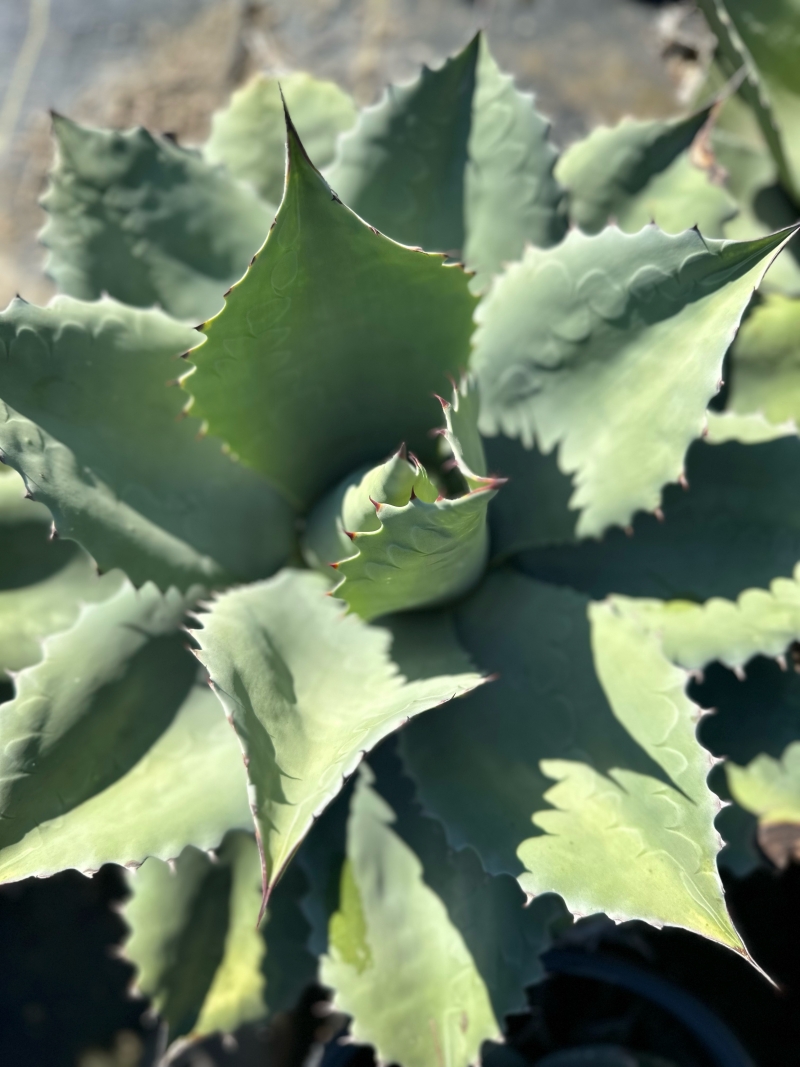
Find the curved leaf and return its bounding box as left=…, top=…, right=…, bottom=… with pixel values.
left=0, top=296, right=294, bottom=591
left=728, top=745, right=800, bottom=836
left=728, top=293, right=800, bottom=425
left=472, top=224, right=795, bottom=539
left=205, top=72, right=357, bottom=205
left=517, top=427, right=800, bottom=603
left=400, top=569, right=742, bottom=952
left=0, top=468, right=121, bottom=675
left=325, top=35, right=479, bottom=254
left=0, top=583, right=252, bottom=883
left=463, top=35, right=566, bottom=286
left=185, top=113, right=477, bottom=510
left=125, top=831, right=316, bottom=1049
left=320, top=766, right=500, bottom=1067
left=41, top=115, right=274, bottom=322
left=191, top=568, right=484, bottom=903
left=557, top=109, right=736, bottom=237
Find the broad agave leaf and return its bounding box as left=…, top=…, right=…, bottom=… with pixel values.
left=400, top=569, right=743, bottom=952
left=556, top=109, right=737, bottom=237
left=325, top=33, right=565, bottom=283
left=191, top=568, right=484, bottom=907
left=517, top=422, right=800, bottom=602
left=314, top=381, right=501, bottom=620
left=41, top=115, right=274, bottom=323
left=325, top=35, right=479, bottom=254
left=0, top=581, right=252, bottom=883
left=185, top=112, right=476, bottom=509
left=697, top=0, right=800, bottom=201
left=0, top=296, right=293, bottom=591
left=727, top=293, right=800, bottom=425
left=0, top=467, right=121, bottom=676
left=472, top=224, right=796, bottom=538
left=320, top=765, right=500, bottom=1067
left=124, top=832, right=316, bottom=1049
left=205, top=72, right=357, bottom=205
left=463, top=35, right=566, bottom=287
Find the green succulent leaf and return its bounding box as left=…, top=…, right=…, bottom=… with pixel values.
left=0, top=468, right=121, bottom=676
left=556, top=109, right=736, bottom=237
left=697, top=0, right=800, bottom=202
left=0, top=296, right=294, bottom=591
left=325, top=35, right=479, bottom=254
left=517, top=425, right=800, bottom=603
left=463, top=35, right=567, bottom=288
left=320, top=765, right=500, bottom=1067
left=728, top=745, right=800, bottom=835
left=41, top=115, right=274, bottom=322
left=125, top=831, right=316, bottom=1049
left=400, top=569, right=743, bottom=952
left=0, top=580, right=253, bottom=884
left=727, top=293, right=800, bottom=425
left=192, top=568, right=484, bottom=904
left=472, top=224, right=796, bottom=539
left=205, top=71, right=357, bottom=206
left=186, top=113, right=476, bottom=510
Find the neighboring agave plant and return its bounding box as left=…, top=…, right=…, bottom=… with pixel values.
left=2, top=14, right=800, bottom=1065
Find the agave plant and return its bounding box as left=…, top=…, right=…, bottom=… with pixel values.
left=2, top=11, right=800, bottom=1064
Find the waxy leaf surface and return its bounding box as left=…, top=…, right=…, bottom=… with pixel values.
left=556, top=110, right=736, bottom=237
left=321, top=767, right=499, bottom=1067
left=187, top=117, right=476, bottom=509
left=325, top=36, right=479, bottom=253
left=192, top=568, right=483, bottom=899
left=401, top=569, right=742, bottom=951
left=0, top=581, right=252, bottom=883
left=125, top=832, right=316, bottom=1048
left=42, top=115, right=273, bottom=322
left=0, top=297, right=293, bottom=591
left=206, top=72, right=357, bottom=205
left=472, top=225, right=795, bottom=538
left=728, top=293, right=800, bottom=425
left=0, top=468, right=120, bottom=676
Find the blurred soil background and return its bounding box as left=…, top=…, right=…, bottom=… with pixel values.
left=0, top=0, right=714, bottom=309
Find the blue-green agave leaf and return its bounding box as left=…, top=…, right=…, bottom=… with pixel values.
left=0, top=580, right=252, bottom=883
left=556, top=108, right=736, bottom=237
left=0, top=467, right=121, bottom=676
left=41, top=115, right=274, bottom=322
left=320, top=765, right=500, bottom=1067
left=205, top=71, right=357, bottom=206
left=325, top=35, right=479, bottom=254
left=472, top=224, right=796, bottom=539
left=185, top=111, right=476, bottom=510
left=191, top=568, right=484, bottom=906
left=0, top=296, right=294, bottom=591
left=124, top=831, right=316, bottom=1050
left=400, top=569, right=743, bottom=953
left=463, top=35, right=566, bottom=288
left=727, top=293, right=800, bottom=426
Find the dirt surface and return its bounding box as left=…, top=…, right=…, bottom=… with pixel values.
left=0, top=0, right=709, bottom=308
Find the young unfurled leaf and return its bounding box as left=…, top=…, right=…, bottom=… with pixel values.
left=0, top=468, right=121, bottom=676
left=0, top=297, right=293, bottom=591
left=192, top=568, right=484, bottom=905
left=400, top=569, right=742, bottom=952
left=464, top=35, right=566, bottom=288
left=321, top=766, right=500, bottom=1067
left=556, top=109, right=736, bottom=237
left=124, top=832, right=316, bottom=1050
left=0, top=581, right=253, bottom=884
left=186, top=113, right=476, bottom=509
left=472, top=224, right=796, bottom=538
left=206, top=72, right=357, bottom=206
left=41, top=115, right=274, bottom=322
left=326, top=35, right=479, bottom=254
